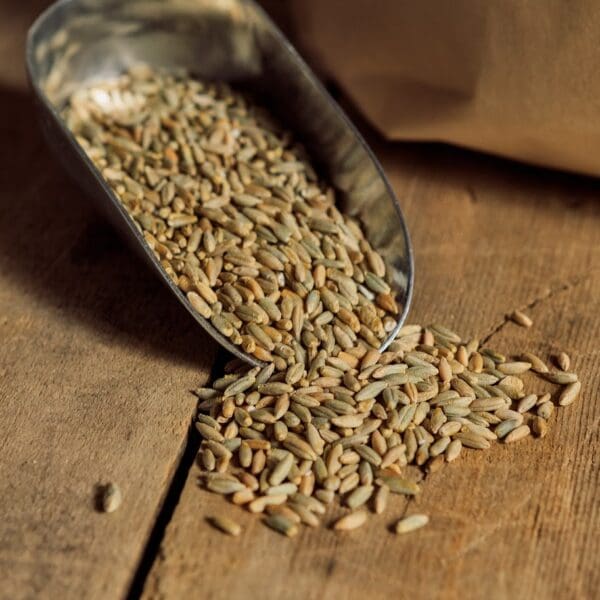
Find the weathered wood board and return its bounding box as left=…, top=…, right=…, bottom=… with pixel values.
left=0, top=4, right=217, bottom=599
left=141, top=146, right=600, bottom=600
left=1, top=3, right=599, bottom=600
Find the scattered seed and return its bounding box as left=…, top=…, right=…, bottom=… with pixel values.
left=378, top=475, right=419, bottom=496
left=532, top=417, right=548, bottom=438
left=511, top=310, right=533, bottom=328
left=537, top=401, right=554, bottom=420
left=264, top=514, right=299, bottom=537
left=187, top=292, right=212, bottom=318
left=334, top=510, right=368, bottom=531
left=454, top=432, right=490, bottom=450
left=504, top=425, right=531, bottom=444
left=395, top=514, right=429, bottom=534
left=556, top=352, right=571, bottom=371
left=355, top=381, right=388, bottom=402
left=206, top=477, right=245, bottom=495
left=517, top=394, right=538, bottom=414
left=498, top=362, right=531, bottom=375
left=559, top=381, right=581, bottom=406
left=495, top=419, right=521, bottom=439
left=196, top=422, right=225, bottom=442
left=266, top=504, right=302, bottom=525
left=249, top=495, right=288, bottom=513
left=100, top=483, right=122, bottom=513
left=438, top=357, right=452, bottom=382
left=543, top=371, right=578, bottom=385
left=445, top=439, right=462, bottom=462
left=373, top=484, right=389, bottom=514
left=289, top=502, right=320, bottom=527
left=201, top=448, right=216, bottom=471
left=208, top=515, right=242, bottom=536
left=268, top=452, right=293, bottom=485
left=232, top=488, right=255, bottom=505
left=521, top=352, right=549, bottom=373
left=346, top=485, right=374, bottom=509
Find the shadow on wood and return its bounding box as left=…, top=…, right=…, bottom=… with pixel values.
left=0, top=84, right=215, bottom=368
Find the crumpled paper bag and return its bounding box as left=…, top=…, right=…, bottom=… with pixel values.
left=279, top=0, right=600, bottom=176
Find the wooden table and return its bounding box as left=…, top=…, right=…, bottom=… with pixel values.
left=2, top=3, right=599, bottom=599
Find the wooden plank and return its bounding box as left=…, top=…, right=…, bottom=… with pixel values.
left=0, top=4, right=218, bottom=598
left=141, top=145, right=600, bottom=600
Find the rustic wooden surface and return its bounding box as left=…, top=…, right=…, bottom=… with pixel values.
left=141, top=145, right=600, bottom=600
left=2, top=3, right=599, bottom=600
left=0, top=5, right=216, bottom=600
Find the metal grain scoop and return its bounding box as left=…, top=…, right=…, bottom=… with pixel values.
left=26, top=0, right=414, bottom=366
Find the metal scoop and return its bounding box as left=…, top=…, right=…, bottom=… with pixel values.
left=26, top=0, right=414, bottom=367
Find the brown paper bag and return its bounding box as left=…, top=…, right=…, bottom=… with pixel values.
left=278, top=0, right=600, bottom=176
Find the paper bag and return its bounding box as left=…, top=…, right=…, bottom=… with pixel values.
left=277, top=0, right=600, bottom=176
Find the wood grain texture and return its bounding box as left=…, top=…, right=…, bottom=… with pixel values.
left=3, top=3, right=600, bottom=599
left=141, top=146, right=600, bottom=600
left=0, top=4, right=217, bottom=599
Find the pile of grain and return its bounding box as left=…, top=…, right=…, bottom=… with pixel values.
left=193, top=325, right=579, bottom=535
left=64, top=67, right=581, bottom=536
left=64, top=66, right=399, bottom=369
